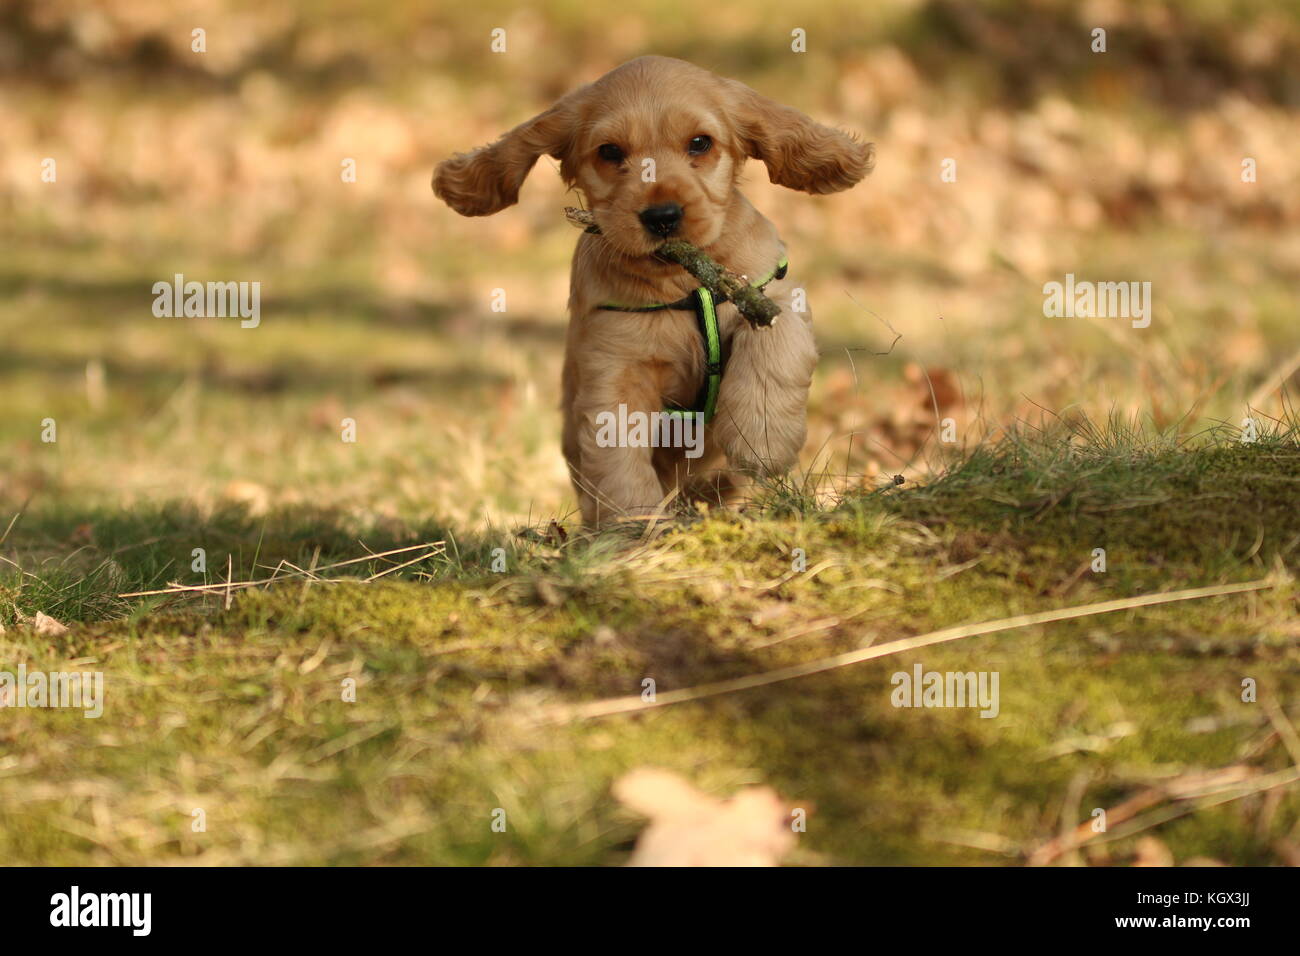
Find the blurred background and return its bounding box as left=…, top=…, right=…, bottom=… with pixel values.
left=3, top=0, right=1299, bottom=529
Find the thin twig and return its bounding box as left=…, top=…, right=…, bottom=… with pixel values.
left=0, top=512, right=20, bottom=548
left=363, top=547, right=444, bottom=582
left=1264, top=700, right=1300, bottom=766
left=549, top=577, right=1280, bottom=722
left=1247, top=345, right=1300, bottom=410
left=117, top=542, right=446, bottom=597
left=1029, top=765, right=1300, bottom=866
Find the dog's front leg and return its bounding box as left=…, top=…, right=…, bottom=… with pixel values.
left=711, top=297, right=818, bottom=476
left=570, top=365, right=669, bottom=526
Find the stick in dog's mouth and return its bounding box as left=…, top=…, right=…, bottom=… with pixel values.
left=563, top=206, right=781, bottom=328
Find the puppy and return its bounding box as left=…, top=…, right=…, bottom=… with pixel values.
left=434, top=56, right=872, bottom=526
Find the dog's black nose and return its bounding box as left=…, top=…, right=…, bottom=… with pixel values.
left=638, top=202, right=684, bottom=237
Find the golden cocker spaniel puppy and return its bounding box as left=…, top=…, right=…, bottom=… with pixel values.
left=434, top=56, right=873, bottom=526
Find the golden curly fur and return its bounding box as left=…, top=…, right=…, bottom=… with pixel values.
left=434, top=56, right=873, bottom=525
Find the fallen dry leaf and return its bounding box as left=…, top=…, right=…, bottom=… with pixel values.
left=32, top=612, right=70, bottom=638
left=613, top=767, right=796, bottom=867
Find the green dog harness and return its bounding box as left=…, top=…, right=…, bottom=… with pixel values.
left=596, top=256, right=788, bottom=423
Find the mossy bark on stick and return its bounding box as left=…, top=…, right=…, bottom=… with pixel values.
left=564, top=207, right=781, bottom=327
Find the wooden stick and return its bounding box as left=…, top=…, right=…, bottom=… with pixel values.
left=564, top=207, right=782, bottom=328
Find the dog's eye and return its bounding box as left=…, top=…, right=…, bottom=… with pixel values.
left=687, top=135, right=712, bottom=155
left=597, top=143, right=625, bottom=163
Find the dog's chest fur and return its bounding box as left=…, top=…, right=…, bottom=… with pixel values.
left=565, top=229, right=772, bottom=410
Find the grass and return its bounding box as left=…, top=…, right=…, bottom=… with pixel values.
left=2, top=419, right=1299, bottom=865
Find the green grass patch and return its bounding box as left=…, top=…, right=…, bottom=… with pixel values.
left=2, top=423, right=1297, bottom=864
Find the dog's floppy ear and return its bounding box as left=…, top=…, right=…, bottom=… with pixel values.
left=433, top=85, right=589, bottom=217
left=723, top=79, right=874, bottom=195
